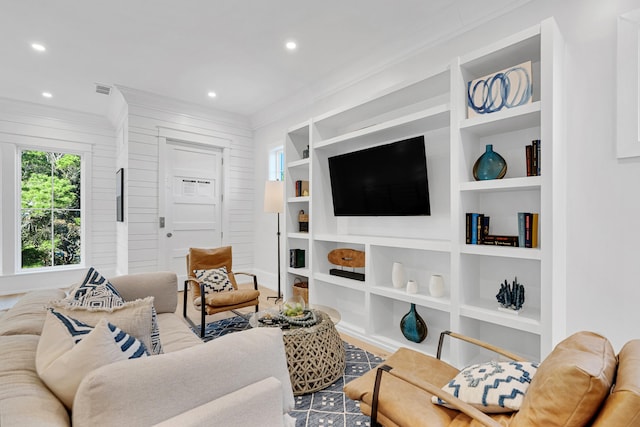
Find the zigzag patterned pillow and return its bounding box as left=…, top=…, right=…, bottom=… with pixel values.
left=194, top=267, right=234, bottom=292
left=65, top=267, right=163, bottom=355
left=67, top=267, right=124, bottom=308
left=432, top=360, right=539, bottom=413
left=36, top=309, right=149, bottom=409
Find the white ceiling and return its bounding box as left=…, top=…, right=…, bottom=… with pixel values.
left=1, top=0, right=529, bottom=121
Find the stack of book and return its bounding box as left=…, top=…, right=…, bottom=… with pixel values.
left=465, top=213, right=519, bottom=247
left=465, top=213, right=490, bottom=244
left=518, top=212, right=539, bottom=248
left=294, top=180, right=309, bottom=197
left=465, top=212, right=539, bottom=247
left=525, top=139, right=541, bottom=176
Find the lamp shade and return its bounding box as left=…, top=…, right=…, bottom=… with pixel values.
left=264, top=180, right=284, bottom=213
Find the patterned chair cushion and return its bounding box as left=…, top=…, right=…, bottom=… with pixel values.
left=194, top=267, right=234, bottom=293
left=64, top=267, right=163, bottom=355
left=36, top=309, right=148, bottom=409
left=432, top=361, right=539, bottom=413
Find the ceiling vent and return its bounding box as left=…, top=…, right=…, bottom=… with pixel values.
left=95, top=84, right=111, bottom=95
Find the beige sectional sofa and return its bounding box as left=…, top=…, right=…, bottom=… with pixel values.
left=0, top=271, right=295, bottom=426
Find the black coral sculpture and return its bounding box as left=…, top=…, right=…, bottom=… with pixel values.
left=496, top=277, right=525, bottom=311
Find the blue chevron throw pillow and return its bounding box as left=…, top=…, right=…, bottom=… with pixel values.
left=432, top=360, right=539, bottom=413
left=65, top=267, right=163, bottom=355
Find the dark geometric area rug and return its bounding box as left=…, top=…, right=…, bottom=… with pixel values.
left=198, top=313, right=253, bottom=341
left=193, top=315, right=384, bottom=427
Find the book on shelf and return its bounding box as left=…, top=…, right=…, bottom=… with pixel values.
left=465, top=213, right=490, bottom=244
left=482, top=235, right=519, bottom=247
left=525, top=139, right=541, bottom=176
left=294, top=180, right=309, bottom=197
left=518, top=212, right=539, bottom=248
left=466, top=211, right=535, bottom=248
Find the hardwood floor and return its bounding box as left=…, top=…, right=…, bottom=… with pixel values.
left=178, top=285, right=391, bottom=358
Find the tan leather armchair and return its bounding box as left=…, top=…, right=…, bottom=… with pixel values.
left=183, top=246, right=259, bottom=337
left=345, top=330, right=640, bottom=426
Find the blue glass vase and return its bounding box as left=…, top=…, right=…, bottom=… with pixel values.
left=400, top=303, right=427, bottom=343
left=473, top=144, right=507, bottom=180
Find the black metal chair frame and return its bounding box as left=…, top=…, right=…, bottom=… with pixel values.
left=183, top=272, right=259, bottom=338
left=369, top=331, right=525, bottom=426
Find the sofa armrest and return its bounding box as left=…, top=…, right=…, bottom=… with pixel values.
left=109, top=271, right=178, bottom=314
left=152, top=377, right=286, bottom=427
left=73, top=327, right=294, bottom=427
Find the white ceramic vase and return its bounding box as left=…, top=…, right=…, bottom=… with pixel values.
left=391, top=262, right=405, bottom=289
left=429, top=274, right=445, bottom=297
left=406, top=279, right=418, bottom=294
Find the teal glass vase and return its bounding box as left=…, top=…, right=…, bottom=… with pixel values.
left=473, top=144, right=507, bottom=180
left=400, top=303, right=427, bottom=343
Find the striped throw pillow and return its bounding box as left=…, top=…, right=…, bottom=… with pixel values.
left=36, top=309, right=149, bottom=409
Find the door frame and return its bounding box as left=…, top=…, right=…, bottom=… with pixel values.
left=157, top=127, right=231, bottom=287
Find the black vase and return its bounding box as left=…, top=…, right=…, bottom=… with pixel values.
left=400, top=303, right=427, bottom=343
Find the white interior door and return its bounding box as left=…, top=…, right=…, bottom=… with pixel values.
left=159, top=140, right=223, bottom=284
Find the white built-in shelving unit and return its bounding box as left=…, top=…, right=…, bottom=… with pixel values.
left=283, top=18, right=564, bottom=366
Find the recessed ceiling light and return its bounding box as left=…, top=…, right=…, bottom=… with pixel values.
left=42, top=92, right=52, bottom=98
left=285, top=41, right=297, bottom=51
left=207, top=91, right=217, bottom=98
left=31, top=43, right=46, bottom=52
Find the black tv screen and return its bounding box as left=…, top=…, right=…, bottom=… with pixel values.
left=328, top=136, right=431, bottom=216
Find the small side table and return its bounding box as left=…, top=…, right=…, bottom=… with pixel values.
left=250, top=309, right=346, bottom=395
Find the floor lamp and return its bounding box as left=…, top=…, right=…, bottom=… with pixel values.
left=264, top=180, right=284, bottom=301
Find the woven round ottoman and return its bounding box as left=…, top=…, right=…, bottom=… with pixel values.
left=281, top=310, right=346, bottom=395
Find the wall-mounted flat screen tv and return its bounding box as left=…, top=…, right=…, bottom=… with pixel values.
left=328, top=135, right=430, bottom=216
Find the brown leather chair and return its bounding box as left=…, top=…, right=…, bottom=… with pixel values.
left=183, top=246, right=259, bottom=337
left=345, top=330, right=640, bottom=427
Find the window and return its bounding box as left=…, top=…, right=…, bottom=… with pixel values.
left=20, top=149, right=82, bottom=269
left=269, top=147, right=285, bottom=181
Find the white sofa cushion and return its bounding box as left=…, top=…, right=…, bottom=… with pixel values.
left=0, top=335, right=69, bottom=426
left=0, top=289, right=66, bottom=336
left=155, top=313, right=203, bottom=353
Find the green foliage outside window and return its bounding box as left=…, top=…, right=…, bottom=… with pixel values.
left=21, top=150, right=81, bottom=268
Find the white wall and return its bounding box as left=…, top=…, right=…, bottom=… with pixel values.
left=115, top=87, right=256, bottom=276
left=0, top=99, right=117, bottom=294
left=253, top=0, right=640, bottom=351
left=0, top=87, right=258, bottom=296
left=557, top=0, right=640, bottom=351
